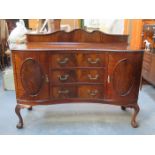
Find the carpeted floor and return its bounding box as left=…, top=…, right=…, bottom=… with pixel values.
left=0, top=71, right=155, bottom=135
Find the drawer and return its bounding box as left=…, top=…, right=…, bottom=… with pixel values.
left=144, top=56, right=151, bottom=63
left=51, top=86, right=77, bottom=99
left=144, top=55, right=152, bottom=63
left=78, top=53, right=106, bottom=67
left=78, top=85, right=104, bottom=99
left=50, top=54, right=77, bottom=68
left=51, top=70, right=77, bottom=84
left=143, top=61, right=151, bottom=71
left=78, top=69, right=104, bottom=83
left=142, top=70, right=150, bottom=80
left=142, top=69, right=149, bottom=75
left=143, top=54, right=152, bottom=62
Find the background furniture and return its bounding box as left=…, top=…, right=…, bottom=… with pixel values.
left=141, top=20, right=155, bottom=51
left=141, top=20, right=155, bottom=86
left=142, top=51, right=155, bottom=86
left=11, top=29, right=143, bottom=129
left=0, top=20, right=9, bottom=70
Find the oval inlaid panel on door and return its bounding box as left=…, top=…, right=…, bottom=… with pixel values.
left=20, top=58, right=44, bottom=96
left=112, top=58, right=135, bottom=96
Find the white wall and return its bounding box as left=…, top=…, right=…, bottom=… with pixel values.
left=84, top=19, right=124, bottom=34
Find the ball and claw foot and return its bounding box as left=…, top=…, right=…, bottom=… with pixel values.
left=131, top=120, right=138, bottom=128
left=16, top=122, right=23, bottom=129
left=121, top=106, right=126, bottom=111
left=28, top=106, right=33, bottom=111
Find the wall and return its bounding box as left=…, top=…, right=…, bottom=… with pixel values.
left=61, top=19, right=80, bottom=30
left=130, top=19, right=143, bottom=49
left=29, top=19, right=80, bottom=30
left=29, top=19, right=39, bottom=30
left=84, top=19, right=125, bottom=34
left=123, top=19, right=145, bottom=49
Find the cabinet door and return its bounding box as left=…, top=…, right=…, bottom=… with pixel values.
left=106, top=52, right=143, bottom=104
left=12, top=52, right=49, bottom=102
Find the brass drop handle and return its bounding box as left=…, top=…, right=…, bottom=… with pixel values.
left=58, top=90, right=69, bottom=94
left=57, top=57, right=69, bottom=65
left=88, top=74, right=99, bottom=80
left=107, top=75, right=111, bottom=83
left=87, top=58, right=100, bottom=64
left=58, top=74, right=69, bottom=81
left=87, top=90, right=98, bottom=96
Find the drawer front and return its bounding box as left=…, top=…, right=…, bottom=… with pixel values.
left=142, top=69, right=150, bottom=79
left=78, top=69, right=104, bottom=83
left=78, top=85, right=104, bottom=99
left=143, top=52, right=152, bottom=62
left=143, top=61, right=151, bottom=71
left=52, top=86, right=77, bottom=99
left=144, top=56, right=151, bottom=63
left=51, top=70, right=77, bottom=84
left=51, top=85, right=104, bottom=99
left=78, top=53, right=106, bottom=67
left=50, top=54, right=77, bottom=68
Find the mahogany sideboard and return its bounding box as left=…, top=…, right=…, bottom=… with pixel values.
left=10, top=29, right=144, bottom=129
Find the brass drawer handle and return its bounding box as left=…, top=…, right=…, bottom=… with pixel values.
left=88, top=74, right=99, bottom=80
left=107, top=75, right=110, bottom=83
left=87, top=58, right=100, bottom=64
left=58, top=89, right=69, bottom=94
left=58, top=74, right=69, bottom=81
left=57, top=57, right=69, bottom=65
left=87, top=90, right=98, bottom=96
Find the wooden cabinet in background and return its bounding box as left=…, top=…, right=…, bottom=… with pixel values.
left=11, top=29, right=144, bottom=129
left=141, top=20, right=155, bottom=86
left=142, top=51, right=155, bottom=86
left=141, top=20, right=155, bottom=50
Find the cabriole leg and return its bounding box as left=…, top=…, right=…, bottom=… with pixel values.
left=131, top=104, right=140, bottom=128
left=15, top=104, right=24, bottom=129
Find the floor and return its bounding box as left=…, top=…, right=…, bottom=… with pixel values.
left=0, top=71, right=155, bottom=135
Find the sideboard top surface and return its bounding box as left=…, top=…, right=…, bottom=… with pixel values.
left=10, top=42, right=143, bottom=52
